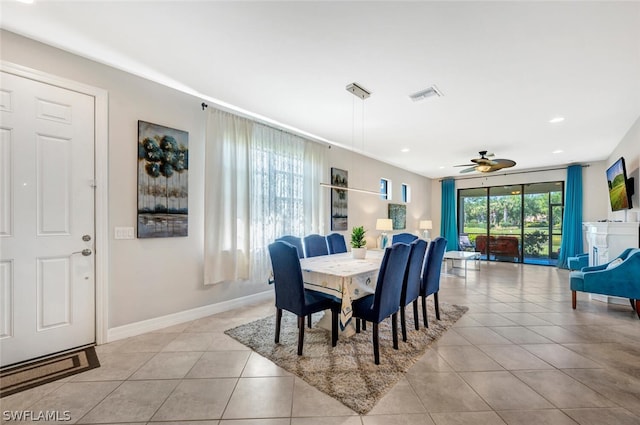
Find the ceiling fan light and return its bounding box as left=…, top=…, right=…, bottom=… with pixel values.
left=476, top=164, right=492, bottom=172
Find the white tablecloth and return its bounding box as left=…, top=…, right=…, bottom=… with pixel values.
left=300, top=250, right=384, bottom=328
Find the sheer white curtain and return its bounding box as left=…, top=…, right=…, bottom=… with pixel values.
left=204, top=109, right=327, bottom=285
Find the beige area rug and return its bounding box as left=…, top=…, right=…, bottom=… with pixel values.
left=1, top=346, right=100, bottom=398
left=225, top=302, right=467, bottom=414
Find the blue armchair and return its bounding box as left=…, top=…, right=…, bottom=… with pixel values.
left=568, top=253, right=589, bottom=271
left=570, top=248, right=640, bottom=319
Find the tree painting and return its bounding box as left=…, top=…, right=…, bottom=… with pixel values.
left=137, top=121, right=189, bottom=238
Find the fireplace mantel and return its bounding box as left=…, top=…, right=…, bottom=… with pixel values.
left=583, top=222, right=640, bottom=266
left=583, top=221, right=639, bottom=305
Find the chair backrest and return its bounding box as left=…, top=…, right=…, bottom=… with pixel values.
left=275, top=235, right=304, bottom=258
left=268, top=241, right=306, bottom=315
left=401, top=239, right=428, bottom=307
left=421, top=237, right=447, bottom=297
left=459, top=234, right=473, bottom=250
left=304, top=234, right=329, bottom=257
left=326, top=233, right=347, bottom=254
left=371, top=243, right=411, bottom=322
left=392, top=233, right=418, bottom=245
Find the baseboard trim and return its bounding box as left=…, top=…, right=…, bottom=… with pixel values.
left=106, top=290, right=273, bottom=343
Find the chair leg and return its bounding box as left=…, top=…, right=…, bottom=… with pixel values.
left=307, top=314, right=312, bottom=328
left=434, top=292, right=441, bottom=320
left=275, top=308, right=282, bottom=343
left=572, top=291, right=577, bottom=309
left=636, top=300, right=640, bottom=320
left=413, top=300, right=419, bottom=331
left=355, top=318, right=361, bottom=333
left=630, top=299, right=636, bottom=312
left=297, top=316, right=305, bottom=356
left=372, top=322, right=380, bottom=365
left=362, top=320, right=367, bottom=331
left=422, top=296, right=429, bottom=328
left=400, top=306, right=407, bottom=342
left=331, top=309, right=338, bottom=347
left=392, top=313, right=399, bottom=350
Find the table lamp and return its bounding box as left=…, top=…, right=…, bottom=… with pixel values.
left=419, top=220, right=433, bottom=241
left=376, top=218, right=393, bottom=249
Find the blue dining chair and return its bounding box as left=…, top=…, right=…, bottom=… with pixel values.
left=392, top=233, right=418, bottom=245
left=304, top=234, right=329, bottom=257
left=275, top=235, right=304, bottom=259
left=352, top=243, right=411, bottom=364
left=268, top=241, right=339, bottom=355
left=420, top=237, right=447, bottom=327
left=326, top=233, right=348, bottom=254
left=400, top=239, right=428, bottom=341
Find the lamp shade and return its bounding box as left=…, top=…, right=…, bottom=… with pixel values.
left=419, top=220, right=433, bottom=230
left=376, top=218, right=393, bottom=231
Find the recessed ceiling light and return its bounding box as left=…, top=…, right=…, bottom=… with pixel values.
left=552, top=149, right=564, bottom=154
left=549, top=116, right=565, bottom=123
left=439, top=166, right=445, bottom=169
left=401, top=148, right=410, bottom=153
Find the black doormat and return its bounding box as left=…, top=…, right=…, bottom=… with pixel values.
left=1, top=346, right=100, bottom=398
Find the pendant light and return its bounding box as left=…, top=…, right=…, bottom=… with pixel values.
left=320, top=82, right=379, bottom=196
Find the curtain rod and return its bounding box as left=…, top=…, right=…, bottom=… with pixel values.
left=439, top=164, right=590, bottom=182
left=200, top=101, right=331, bottom=148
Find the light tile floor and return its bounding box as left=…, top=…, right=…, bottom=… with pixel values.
left=3, top=262, right=640, bottom=425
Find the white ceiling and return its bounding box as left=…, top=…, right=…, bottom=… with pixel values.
left=2, top=1, right=639, bottom=178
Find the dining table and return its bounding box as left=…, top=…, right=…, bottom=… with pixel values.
left=300, top=249, right=385, bottom=329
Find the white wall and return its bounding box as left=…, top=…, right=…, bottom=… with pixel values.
left=327, top=145, right=432, bottom=248
left=0, top=30, right=434, bottom=330
left=606, top=115, right=640, bottom=223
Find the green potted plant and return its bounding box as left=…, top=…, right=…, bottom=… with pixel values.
left=350, top=225, right=367, bottom=259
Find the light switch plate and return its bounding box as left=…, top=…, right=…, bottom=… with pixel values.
left=114, top=227, right=135, bottom=240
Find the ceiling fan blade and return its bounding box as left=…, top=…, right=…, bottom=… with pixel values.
left=454, top=163, right=475, bottom=167
left=483, top=159, right=517, bottom=172
left=471, top=158, right=497, bottom=165
left=459, top=166, right=477, bottom=173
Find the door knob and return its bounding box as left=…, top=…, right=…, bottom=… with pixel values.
left=72, top=249, right=92, bottom=256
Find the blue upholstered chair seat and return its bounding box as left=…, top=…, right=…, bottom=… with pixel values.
left=269, top=241, right=340, bottom=355
left=351, top=243, right=411, bottom=364
left=303, top=291, right=336, bottom=314
left=570, top=248, right=640, bottom=319
left=351, top=295, right=378, bottom=323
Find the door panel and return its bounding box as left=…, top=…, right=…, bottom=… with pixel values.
left=0, top=71, right=95, bottom=367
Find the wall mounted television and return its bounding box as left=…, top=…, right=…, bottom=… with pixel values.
left=606, top=157, right=633, bottom=211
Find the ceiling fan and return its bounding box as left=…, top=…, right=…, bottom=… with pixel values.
left=456, top=151, right=516, bottom=173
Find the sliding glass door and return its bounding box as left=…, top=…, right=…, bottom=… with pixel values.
left=488, top=185, right=522, bottom=262
left=522, top=182, right=564, bottom=264
left=459, top=181, right=564, bottom=265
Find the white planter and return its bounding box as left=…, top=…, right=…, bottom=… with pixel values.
left=351, top=247, right=367, bottom=259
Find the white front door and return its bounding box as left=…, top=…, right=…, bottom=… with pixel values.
left=0, top=71, right=96, bottom=367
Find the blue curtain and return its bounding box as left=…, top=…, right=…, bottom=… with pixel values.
left=558, top=164, right=583, bottom=268
left=440, top=179, right=459, bottom=251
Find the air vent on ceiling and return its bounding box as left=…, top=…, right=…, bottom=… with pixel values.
left=409, top=85, right=443, bottom=101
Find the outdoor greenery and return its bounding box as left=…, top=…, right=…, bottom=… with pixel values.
left=459, top=184, right=563, bottom=263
